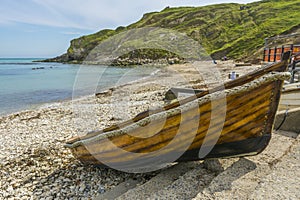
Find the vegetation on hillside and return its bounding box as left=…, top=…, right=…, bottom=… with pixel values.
left=45, top=0, right=300, bottom=64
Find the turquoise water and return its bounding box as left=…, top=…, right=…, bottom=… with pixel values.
left=0, top=58, right=157, bottom=116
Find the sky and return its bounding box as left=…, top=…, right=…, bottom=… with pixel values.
left=0, top=0, right=259, bottom=58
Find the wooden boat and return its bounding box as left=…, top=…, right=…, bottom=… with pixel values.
left=278, top=82, right=300, bottom=111
left=65, top=52, right=291, bottom=170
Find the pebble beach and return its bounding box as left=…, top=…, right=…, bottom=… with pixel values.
left=1, top=61, right=299, bottom=199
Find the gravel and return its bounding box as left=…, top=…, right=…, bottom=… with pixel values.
left=0, top=62, right=260, bottom=199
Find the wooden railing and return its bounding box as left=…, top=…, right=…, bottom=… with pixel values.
left=263, top=44, right=300, bottom=63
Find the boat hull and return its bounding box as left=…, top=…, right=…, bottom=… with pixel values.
left=67, top=73, right=288, bottom=167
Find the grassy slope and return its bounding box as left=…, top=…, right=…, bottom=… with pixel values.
left=57, top=0, right=300, bottom=63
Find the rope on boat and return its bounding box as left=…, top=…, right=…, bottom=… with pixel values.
left=66, top=72, right=291, bottom=148
left=275, top=108, right=289, bottom=131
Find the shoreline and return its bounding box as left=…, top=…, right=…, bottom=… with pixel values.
left=0, top=61, right=262, bottom=199
left=0, top=66, right=163, bottom=118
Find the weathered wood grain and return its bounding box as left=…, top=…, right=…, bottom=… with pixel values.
left=66, top=56, right=290, bottom=167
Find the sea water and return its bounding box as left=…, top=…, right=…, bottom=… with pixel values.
left=0, top=58, right=157, bottom=116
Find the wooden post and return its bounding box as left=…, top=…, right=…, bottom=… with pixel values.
left=281, top=45, right=284, bottom=61
left=263, top=48, right=268, bottom=62
left=274, top=47, right=277, bottom=62
left=291, top=61, right=296, bottom=83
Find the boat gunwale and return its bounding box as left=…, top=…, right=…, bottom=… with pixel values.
left=74, top=83, right=275, bottom=156
left=65, top=72, right=291, bottom=149
left=66, top=57, right=290, bottom=145
left=101, top=60, right=289, bottom=131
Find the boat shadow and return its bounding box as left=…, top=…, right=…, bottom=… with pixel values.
left=201, top=158, right=257, bottom=194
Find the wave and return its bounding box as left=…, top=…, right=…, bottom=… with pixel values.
left=0, top=62, right=39, bottom=65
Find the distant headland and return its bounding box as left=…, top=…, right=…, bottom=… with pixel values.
left=42, top=0, right=300, bottom=65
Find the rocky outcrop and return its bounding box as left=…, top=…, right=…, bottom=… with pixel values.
left=43, top=0, right=300, bottom=65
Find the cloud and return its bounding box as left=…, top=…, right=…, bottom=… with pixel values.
left=61, top=31, right=82, bottom=35
left=0, top=0, right=259, bottom=31
left=0, top=0, right=95, bottom=30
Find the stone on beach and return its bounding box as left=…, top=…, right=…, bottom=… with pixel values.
left=2, top=62, right=295, bottom=199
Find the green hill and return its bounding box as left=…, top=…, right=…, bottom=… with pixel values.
left=45, top=0, right=300, bottom=64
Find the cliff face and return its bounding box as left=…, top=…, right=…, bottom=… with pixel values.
left=44, top=0, right=300, bottom=64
